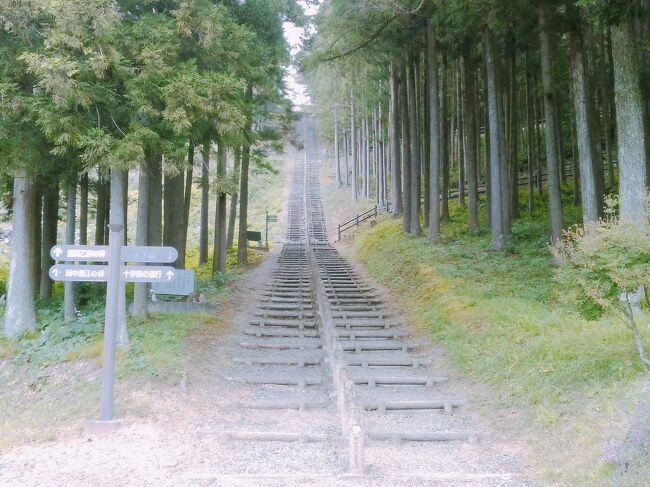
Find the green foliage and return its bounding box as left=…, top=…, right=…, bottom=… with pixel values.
left=554, top=197, right=650, bottom=366
left=10, top=301, right=105, bottom=367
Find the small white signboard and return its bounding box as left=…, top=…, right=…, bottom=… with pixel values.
left=152, top=269, right=195, bottom=296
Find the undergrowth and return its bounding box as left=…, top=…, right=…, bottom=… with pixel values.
left=350, top=186, right=648, bottom=486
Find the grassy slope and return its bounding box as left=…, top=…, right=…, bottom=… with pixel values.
left=348, top=186, right=647, bottom=485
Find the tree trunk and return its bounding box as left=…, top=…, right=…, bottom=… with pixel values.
left=539, top=4, right=564, bottom=244
left=457, top=62, right=466, bottom=208
left=569, top=24, right=602, bottom=223
left=508, top=47, right=520, bottom=219
left=213, top=140, right=227, bottom=275
left=122, top=170, right=128, bottom=245
left=525, top=52, right=536, bottom=213
left=334, top=108, right=341, bottom=187
left=32, top=186, right=42, bottom=294
left=423, top=72, right=431, bottom=228
left=462, top=48, right=479, bottom=228
left=148, top=155, right=163, bottom=247
left=40, top=181, right=59, bottom=299
left=343, top=129, right=350, bottom=188
left=95, top=175, right=107, bottom=245
left=484, top=28, right=506, bottom=250
left=407, top=50, right=421, bottom=235
left=401, top=55, right=412, bottom=234
left=499, top=58, right=512, bottom=237
left=534, top=82, right=544, bottom=195
left=427, top=19, right=441, bottom=242
left=611, top=21, right=648, bottom=223
left=199, top=141, right=210, bottom=266
left=227, top=145, right=241, bottom=249
left=441, top=54, right=450, bottom=222
left=4, top=170, right=36, bottom=336
left=163, top=174, right=173, bottom=246
left=389, top=59, right=403, bottom=215
left=64, top=177, right=76, bottom=321
left=571, top=97, right=581, bottom=207
left=110, top=170, right=129, bottom=348
left=180, top=139, right=194, bottom=267
left=79, top=173, right=88, bottom=245
left=599, top=28, right=616, bottom=189
left=237, top=132, right=251, bottom=265
left=350, top=91, right=359, bottom=201
left=133, top=160, right=151, bottom=318
left=484, top=60, right=492, bottom=225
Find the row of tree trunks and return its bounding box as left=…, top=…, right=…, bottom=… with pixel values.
left=334, top=6, right=633, bottom=253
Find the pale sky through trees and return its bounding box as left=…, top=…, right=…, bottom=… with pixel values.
left=284, top=1, right=320, bottom=107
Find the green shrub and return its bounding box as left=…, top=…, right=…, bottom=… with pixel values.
left=553, top=200, right=650, bottom=368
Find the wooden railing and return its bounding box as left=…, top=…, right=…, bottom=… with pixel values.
left=337, top=204, right=391, bottom=241
left=335, top=161, right=591, bottom=241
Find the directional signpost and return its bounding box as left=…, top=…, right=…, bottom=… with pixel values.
left=50, top=244, right=178, bottom=263
left=49, top=227, right=178, bottom=423
left=265, top=211, right=278, bottom=248
left=49, top=264, right=177, bottom=283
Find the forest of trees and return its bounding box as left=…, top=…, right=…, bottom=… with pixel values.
left=0, top=0, right=303, bottom=338
left=303, top=0, right=650, bottom=247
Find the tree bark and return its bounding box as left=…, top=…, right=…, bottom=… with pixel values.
left=64, top=177, right=76, bottom=321
left=538, top=4, right=564, bottom=244
left=441, top=54, right=450, bottom=221
left=343, top=129, right=350, bottom=188
left=148, top=155, right=163, bottom=247
left=427, top=19, right=441, bottom=242
left=350, top=91, right=359, bottom=201
left=389, top=59, right=403, bottom=215
left=484, top=28, right=506, bottom=250
left=4, top=170, right=36, bottom=336
left=199, top=141, right=210, bottom=266
left=462, top=47, right=479, bottom=229
left=569, top=23, right=602, bottom=223
left=227, top=145, right=241, bottom=249
left=407, top=50, right=421, bottom=235
left=237, top=132, right=251, bottom=265
left=79, top=173, right=88, bottom=245
left=334, top=107, right=341, bottom=188
left=40, top=181, right=59, bottom=299
left=457, top=62, right=466, bottom=208
left=525, top=52, right=536, bottom=213
left=599, top=28, right=616, bottom=189
left=180, top=139, right=194, bottom=268
left=508, top=46, right=520, bottom=219
left=133, top=160, right=151, bottom=318
left=401, top=55, right=412, bottom=234
left=32, top=186, right=42, bottom=295
left=95, top=174, right=107, bottom=245
left=611, top=21, right=648, bottom=223
left=213, top=140, right=227, bottom=275
left=122, top=170, right=128, bottom=245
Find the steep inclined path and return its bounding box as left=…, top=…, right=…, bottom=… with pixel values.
left=216, top=118, right=528, bottom=486
left=0, top=122, right=528, bottom=487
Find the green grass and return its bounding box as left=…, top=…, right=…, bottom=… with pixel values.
left=351, top=185, right=648, bottom=485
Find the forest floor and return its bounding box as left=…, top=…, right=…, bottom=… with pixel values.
left=318, top=158, right=649, bottom=486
